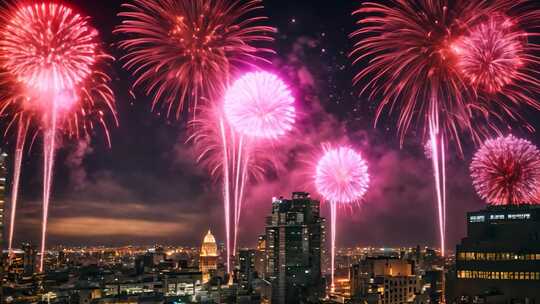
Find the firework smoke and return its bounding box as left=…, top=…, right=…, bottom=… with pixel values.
left=315, top=146, right=369, bottom=291
left=471, top=135, right=540, bottom=205
left=116, top=0, right=276, bottom=119
left=0, top=2, right=116, bottom=272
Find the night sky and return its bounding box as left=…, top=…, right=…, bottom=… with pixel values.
left=6, top=0, right=540, bottom=250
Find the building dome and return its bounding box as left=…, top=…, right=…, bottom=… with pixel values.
left=201, top=230, right=218, bottom=257
left=203, top=230, right=216, bottom=244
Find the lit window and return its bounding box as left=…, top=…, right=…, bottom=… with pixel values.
left=469, top=215, right=485, bottom=223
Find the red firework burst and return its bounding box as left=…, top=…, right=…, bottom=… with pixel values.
left=470, top=135, right=540, bottom=205
left=0, top=1, right=117, bottom=143
left=116, top=0, right=276, bottom=119
left=350, top=0, right=540, bottom=147
left=451, top=15, right=525, bottom=94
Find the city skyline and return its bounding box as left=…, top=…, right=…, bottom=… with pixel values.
left=2, top=0, right=539, bottom=251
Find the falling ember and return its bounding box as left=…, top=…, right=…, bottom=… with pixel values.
left=470, top=135, right=540, bottom=205
left=116, top=0, right=276, bottom=119
left=224, top=71, right=295, bottom=139
left=0, top=2, right=116, bottom=272
left=315, top=146, right=369, bottom=291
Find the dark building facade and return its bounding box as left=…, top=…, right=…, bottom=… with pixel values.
left=265, top=192, right=325, bottom=304
left=238, top=249, right=257, bottom=292
left=452, top=204, right=540, bottom=303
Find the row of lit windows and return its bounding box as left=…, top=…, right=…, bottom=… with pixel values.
left=457, top=252, right=540, bottom=261
left=468, top=213, right=531, bottom=223
left=458, top=270, right=540, bottom=280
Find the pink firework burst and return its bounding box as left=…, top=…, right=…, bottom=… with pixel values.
left=470, top=135, right=540, bottom=205
left=116, top=0, right=276, bottom=119
left=315, top=146, right=369, bottom=204
left=451, top=15, right=526, bottom=94
left=224, top=71, right=295, bottom=139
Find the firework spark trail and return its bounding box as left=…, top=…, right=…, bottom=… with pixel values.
left=7, top=120, right=28, bottom=258
left=314, top=146, right=369, bottom=291
left=40, top=106, right=57, bottom=272
left=218, top=118, right=231, bottom=273
left=429, top=118, right=446, bottom=256
left=232, top=134, right=244, bottom=256
left=351, top=0, right=540, bottom=260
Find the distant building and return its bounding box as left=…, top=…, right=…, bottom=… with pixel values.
left=200, top=230, right=218, bottom=283
left=350, top=257, right=419, bottom=304
left=265, top=192, right=326, bottom=304
left=0, top=152, right=7, bottom=251
left=22, top=243, right=37, bottom=276
left=451, top=204, right=540, bottom=303
left=254, top=235, right=266, bottom=279
left=238, top=249, right=257, bottom=292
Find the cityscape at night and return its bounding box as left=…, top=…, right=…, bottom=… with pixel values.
left=0, top=0, right=540, bottom=303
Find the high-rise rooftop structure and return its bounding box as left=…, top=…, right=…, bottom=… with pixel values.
left=451, top=204, right=540, bottom=303
left=350, top=257, right=419, bottom=304
left=264, top=192, right=326, bottom=304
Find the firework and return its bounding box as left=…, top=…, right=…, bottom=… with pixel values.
left=224, top=71, right=295, bottom=139
left=190, top=100, right=285, bottom=272
left=0, top=2, right=116, bottom=272
left=350, top=0, right=540, bottom=257
left=116, top=0, right=276, bottom=119
left=315, top=146, right=369, bottom=291
left=470, top=135, right=540, bottom=205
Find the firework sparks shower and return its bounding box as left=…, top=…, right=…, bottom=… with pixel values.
left=350, top=0, right=540, bottom=257
left=471, top=135, right=540, bottom=205
left=0, top=2, right=116, bottom=272
left=314, top=146, right=369, bottom=291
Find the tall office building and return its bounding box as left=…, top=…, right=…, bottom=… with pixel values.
left=200, top=230, right=218, bottom=283
left=452, top=204, right=540, bottom=303
left=0, top=152, right=7, bottom=251
left=265, top=192, right=325, bottom=304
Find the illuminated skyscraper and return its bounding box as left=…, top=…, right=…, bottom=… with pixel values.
left=199, top=230, right=218, bottom=283
left=451, top=205, right=540, bottom=302
left=0, top=152, right=7, bottom=251
left=265, top=192, right=326, bottom=304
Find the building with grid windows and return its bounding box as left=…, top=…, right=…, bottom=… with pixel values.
left=452, top=204, right=540, bottom=303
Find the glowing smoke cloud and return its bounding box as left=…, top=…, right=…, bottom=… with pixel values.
left=0, top=2, right=116, bottom=272
left=471, top=135, right=540, bottom=205
left=315, top=146, right=369, bottom=291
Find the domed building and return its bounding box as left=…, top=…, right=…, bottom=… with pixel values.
left=200, top=229, right=218, bottom=283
